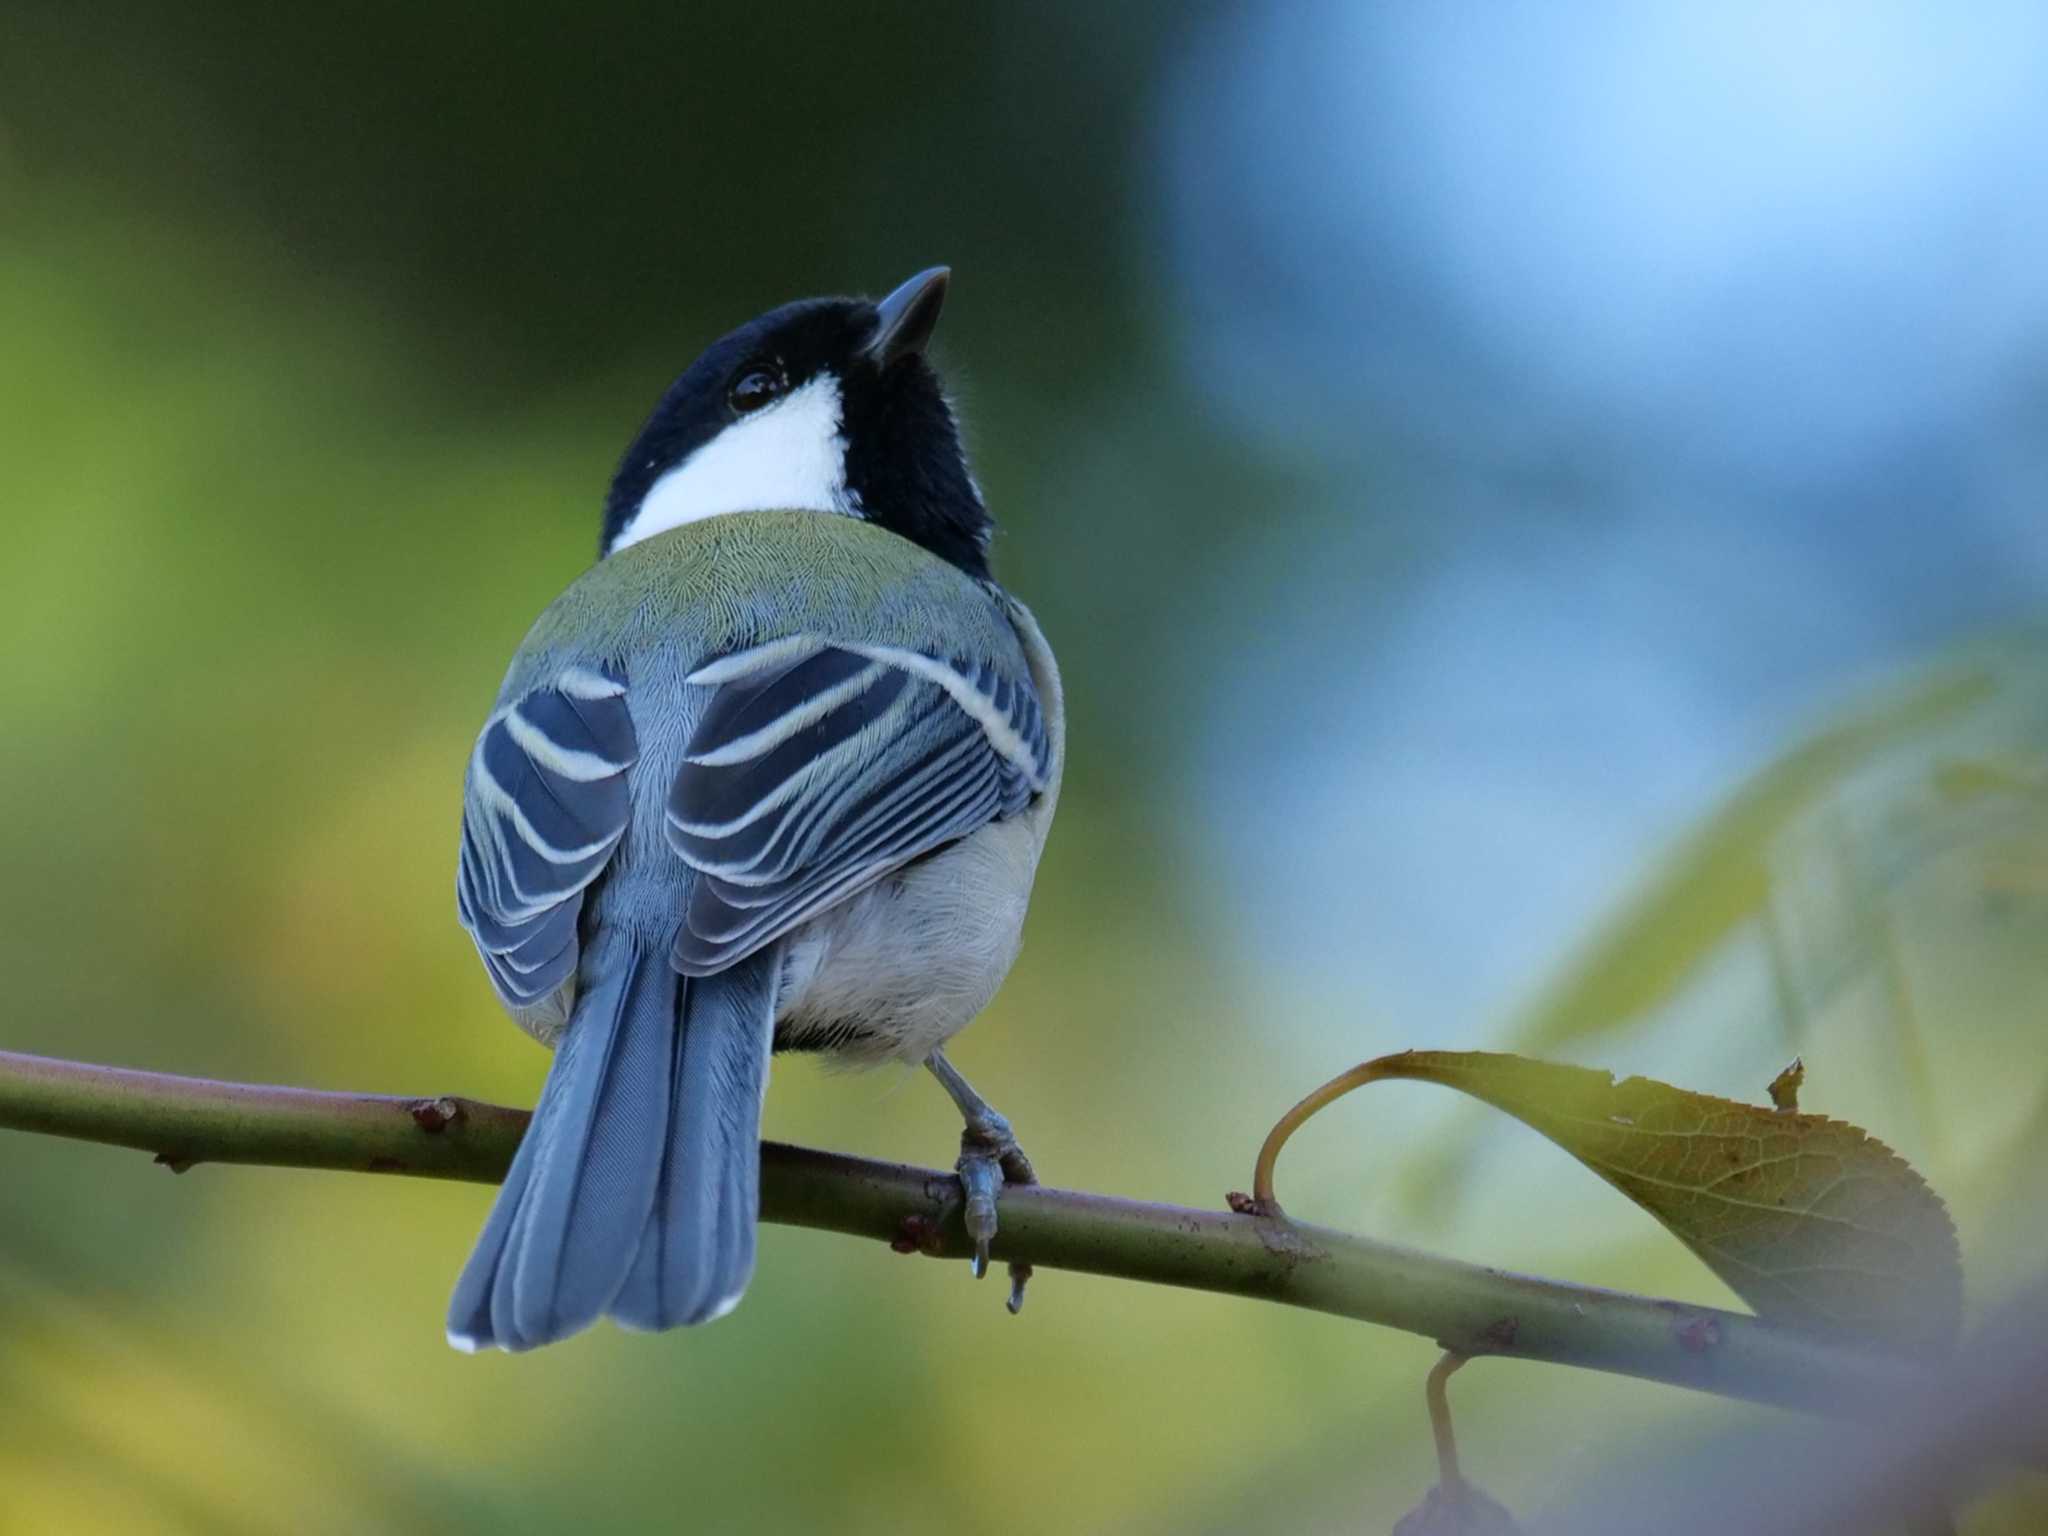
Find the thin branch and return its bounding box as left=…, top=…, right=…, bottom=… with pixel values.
left=0, top=1047, right=1925, bottom=1413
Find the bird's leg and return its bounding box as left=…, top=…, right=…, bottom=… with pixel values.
left=925, top=1048, right=1036, bottom=1312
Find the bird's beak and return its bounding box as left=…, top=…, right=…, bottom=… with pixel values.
left=863, top=266, right=950, bottom=368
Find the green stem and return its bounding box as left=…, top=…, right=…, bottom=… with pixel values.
left=0, top=1047, right=1922, bottom=1414
left=1252, top=1057, right=1389, bottom=1210
left=1426, top=1351, right=1470, bottom=1494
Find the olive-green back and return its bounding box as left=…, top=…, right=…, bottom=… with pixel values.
left=502, top=511, right=1025, bottom=698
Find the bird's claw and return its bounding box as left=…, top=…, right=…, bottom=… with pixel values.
left=955, top=1117, right=1037, bottom=1308
left=926, top=1051, right=1038, bottom=1313
left=957, top=1137, right=1003, bottom=1278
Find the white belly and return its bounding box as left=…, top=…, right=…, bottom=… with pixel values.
left=773, top=805, right=1050, bottom=1066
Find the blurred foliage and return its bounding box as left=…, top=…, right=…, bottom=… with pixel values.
left=1392, top=638, right=2048, bottom=1273
left=1512, top=664, right=1994, bottom=1056
left=1, top=7, right=2045, bottom=1535
left=1392, top=1482, right=1521, bottom=1536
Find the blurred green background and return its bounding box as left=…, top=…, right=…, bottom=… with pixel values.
left=2, top=5, right=2045, bottom=1531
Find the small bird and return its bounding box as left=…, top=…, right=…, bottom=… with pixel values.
left=448, top=269, right=1063, bottom=1351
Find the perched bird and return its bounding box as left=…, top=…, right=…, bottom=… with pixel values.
left=448, top=269, right=1063, bottom=1351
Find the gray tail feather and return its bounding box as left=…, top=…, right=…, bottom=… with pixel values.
left=446, top=934, right=779, bottom=1352
left=446, top=930, right=674, bottom=1351
left=610, top=947, right=779, bottom=1331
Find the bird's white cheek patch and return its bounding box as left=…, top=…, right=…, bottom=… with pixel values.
left=610, top=373, right=855, bottom=554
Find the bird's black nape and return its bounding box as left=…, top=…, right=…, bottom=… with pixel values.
left=837, top=347, right=991, bottom=581
left=599, top=272, right=994, bottom=582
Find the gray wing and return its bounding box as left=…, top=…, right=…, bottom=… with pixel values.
left=457, top=663, right=638, bottom=1023
left=667, top=635, right=1050, bottom=975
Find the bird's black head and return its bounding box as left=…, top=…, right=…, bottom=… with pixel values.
left=600, top=268, right=991, bottom=580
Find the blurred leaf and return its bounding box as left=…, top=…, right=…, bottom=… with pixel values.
left=1358, top=1051, right=1961, bottom=1353
left=1392, top=1483, right=1521, bottom=1535
left=1931, top=757, right=2044, bottom=803
left=1387, top=1350, right=1523, bottom=1536
left=1512, top=666, right=1992, bottom=1054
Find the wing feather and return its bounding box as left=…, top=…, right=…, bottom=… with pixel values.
left=667, top=637, right=1046, bottom=976
left=457, top=666, right=637, bottom=1017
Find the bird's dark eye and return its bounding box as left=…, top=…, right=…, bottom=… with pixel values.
left=727, top=366, right=786, bottom=415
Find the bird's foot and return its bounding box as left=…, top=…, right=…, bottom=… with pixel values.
left=955, top=1106, right=1036, bottom=1312
left=926, top=1048, right=1037, bottom=1313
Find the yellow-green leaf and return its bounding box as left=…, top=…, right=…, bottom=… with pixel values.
left=1299, top=1050, right=1961, bottom=1353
